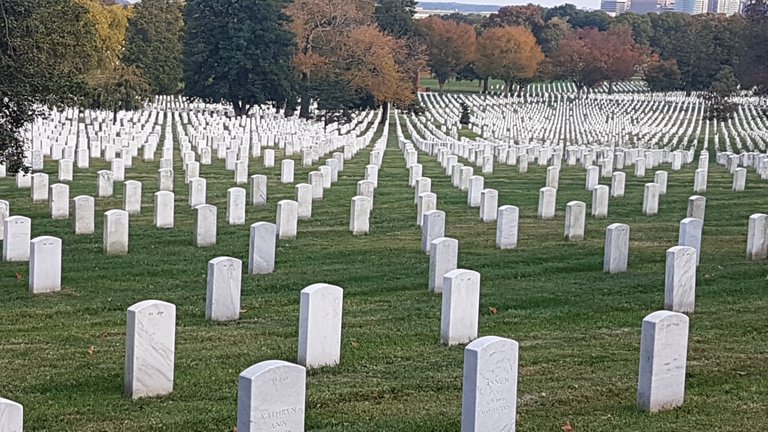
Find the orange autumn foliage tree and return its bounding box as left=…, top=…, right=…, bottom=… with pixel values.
left=475, top=25, right=544, bottom=96
left=287, top=0, right=416, bottom=118
left=418, top=16, right=476, bottom=93
left=342, top=25, right=414, bottom=106
left=552, top=26, right=648, bottom=95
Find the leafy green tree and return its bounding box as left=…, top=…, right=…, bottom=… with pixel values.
left=737, top=0, right=768, bottom=93
left=88, top=64, right=151, bottom=123
left=375, top=0, right=417, bottom=38
left=183, top=0, right=295, bottom=116
left=0, top=0, right=99, bottom=172
left=705, top=66, right=739, bottom=121
left=644, top=57, right=683, bottom=92
left=613, top=12, right=653, bottom=46
left=124, top=0, right=184, bottom=94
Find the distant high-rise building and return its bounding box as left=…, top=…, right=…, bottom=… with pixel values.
left=629, top=0, right=659, bottom=13
left=709, top=0, right=742, bottom=14
left=600, top=0, right=631, bottom=15
left=675, top=0, right=707, bottom=13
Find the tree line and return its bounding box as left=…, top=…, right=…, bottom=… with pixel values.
left=1, top=0, right=767, bottom=170
left=421, top=0, right=768, bottom=96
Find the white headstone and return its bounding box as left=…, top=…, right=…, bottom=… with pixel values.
left=49, top=183, right=69, bottom=219
left=276, top=200, right=298, bottom=240
left=281, top=159, right=295, bottom=183
left=664, top=246, right=697, bottom=313
left=642, top=183, right=660, bottom=216
left=591, top=185, right=609, bottom=218
left=193, top=204, right=217, bottom=247
left=678, top=218, right=702, bottom=265
left=604, top=223, right=630, bottom=273
left=295, top=184, right=312, bottom=220
left=461, top=336, right=518, bottom=432
left=153, top=191, right=174, bottom=229
left=0, top=397, right=23, bottom=432
left=125, top=300, right=176, bottom=399
left=430, top=237, right=458, bottom=293
left=479, top=189, right=498, bottom=223
left=3, top=216, right=31, bottom=262
left=637, top=310, right=689, bottom=412
left=206, top=257, right=242, bottom=321
left=73, top=196, right=95, bottom=234
left=249, top=222, right=276, bottom=274
left=496, top=205, right=519, bottom=249
left=441, top=269, right=480, bottom=345
left=298, top=283, right=344, bottom=369
left=611, top=171, right=626, bottom=198
left=537, top=187, right=556, bottom=220
left=565, top=201, right=586, bottom=241
left=349, top=196, right=371, bottom=235
left=188, top=178, right=207, bottom=208
left=467, top=176, right=484, bottom=208
left=104, top=209, right=129, bottom=255
left=227, top=187, right=247, bottom=225
left=237, top=360, right=306, bottom=432
left=123, top=180, right=142, bottom=215
left=29, top=236, right=62, bottom=294
left=686, top=196, right=706, bottom=221
left=422, top=210, right=446, bottom=254
left=31, top=173, right=49, bottom=203
left=250, top=174, right=268, bottom=206
left=746, top=213, right=768, bottom=260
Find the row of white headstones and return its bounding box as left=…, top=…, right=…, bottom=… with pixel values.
left=2, top=101, right=767, bottom=430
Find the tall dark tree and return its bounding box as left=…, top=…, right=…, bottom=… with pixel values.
left=123, top=0, right=184, bottom=94
left=183, top=0, right=295, bottom=116
left=738, top=0, right=768, bottom=93
left=87, top=64, right=151, bottom=123
left=0, top=0, right=99, bottom=172
left=375, top=0, right=417, bottom=38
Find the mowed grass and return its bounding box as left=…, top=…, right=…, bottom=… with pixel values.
left=0, top=112, right=766, bottom=431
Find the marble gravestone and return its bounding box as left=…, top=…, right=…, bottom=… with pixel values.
left=0, top=397, right=23, bottom=432
left=298, top=284, right=343, bottom=369
left=461, top=336, right=519, bottom=432
left=237, top=360, right=306, bottom=432
left=125, top=300, right=176, bottom=399
left=29, top=236, right=62, bottom=294
left=249, top=222, right=276, bottom=274
left=604, top=223, right=630, bottom=273
left=637, top=310, right=689, bottom=412
left=193, top=204, right=217, bottom=247
left=441, top=269, right=480, bottom=345
left=206, top=257, right=242, bottom=321
left=664, top=246, right=697, bottom=313
left=496, top=205, right=519, bottom=249
left=429, top=237, right=458, bottom=294
left=3, top=216, right=31, bottom=262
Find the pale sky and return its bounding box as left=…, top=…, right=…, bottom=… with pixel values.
left=418, top=0, right=601, bottom=10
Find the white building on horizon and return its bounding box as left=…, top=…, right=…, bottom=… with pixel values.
left=600, top=0, right=631, bottom=15
left=675, top=0, right=707, bottom=13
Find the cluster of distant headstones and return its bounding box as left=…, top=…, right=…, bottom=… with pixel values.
left=1, top=97, right=767, bottom=430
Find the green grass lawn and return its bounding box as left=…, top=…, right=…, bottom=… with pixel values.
left=0, top=112, right=766, bottom=431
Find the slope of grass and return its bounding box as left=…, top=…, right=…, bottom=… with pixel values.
left=0, top=113, right=766, bottom=431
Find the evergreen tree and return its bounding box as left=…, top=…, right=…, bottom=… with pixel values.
left=124, top=0, right=184, bottom=94
left=183, top=0, right=295, bottom=116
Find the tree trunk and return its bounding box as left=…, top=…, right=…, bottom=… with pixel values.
left=299, top=71, right=311, bottom=119
left=608, top=81, right=614, bottom=95
left=482, top=77, right=489, bottom=94
left=382, top=101, right=390, bottom=122
left=232, top=100, right=246, bottom=117
left=112, top=109, right=118, bottom=124
left=438, top=79, right=446, bottom=94
left=505, top=80, right=512, bottom=96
